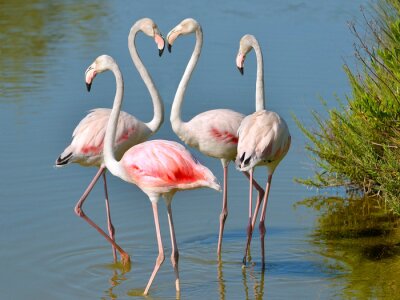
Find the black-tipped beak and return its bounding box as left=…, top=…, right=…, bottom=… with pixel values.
left=159, top=46, right=164, bottom=57
left=86, top=82, right=92, bottom=92
left=168, top=43, right=172, bottom=53
left=238, top=67, right=244, bottom=75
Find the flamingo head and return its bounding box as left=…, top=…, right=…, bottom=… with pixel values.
left=85, top=55, right=116, bottom=92
left=135, top=18, right=165, bottom=57
left=166, top=18, right=200, bottom=53
left=236, top=34, right=257, bottom=75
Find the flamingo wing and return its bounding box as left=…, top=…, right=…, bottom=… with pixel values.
left=236, top=110, right=290, bottom=172
left=179, top=109, right=244, bottom=159
left=56, top=108, right=144, bottom=167
left=121, top=140, right=221, bottom=192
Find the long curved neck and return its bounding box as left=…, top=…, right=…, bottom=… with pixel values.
left=170, top=26, right=202, bottom=133
left=252, top=38, right=265, bottom=111
left=128, top=24, right=164, bottom=133
left=104, top=64, right=126, bottom=179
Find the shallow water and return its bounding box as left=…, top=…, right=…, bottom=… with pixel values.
left=3, top=0, right=395, bottom=299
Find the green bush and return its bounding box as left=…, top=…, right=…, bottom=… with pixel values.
left=295, top=0, right=400, bottom=213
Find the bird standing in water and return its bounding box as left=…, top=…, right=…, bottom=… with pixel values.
left=85, top=54, right=221, bottom=295
left=235, top=34, right=291, bottom=268
left=167, top=18, right=265, bottom=258
left=56, top=18, right=165, bottom=264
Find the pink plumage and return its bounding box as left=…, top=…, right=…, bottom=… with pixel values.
left=121, top=139, right=220, bottom=193
left=57, top=108, right=146, bottom=167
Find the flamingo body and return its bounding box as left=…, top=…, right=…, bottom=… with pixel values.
left=236, top=110, right=291, bottom=173
left=174, top=109, right=244, bottom=160
left=57, top=108, right=150, bottom=167
left=120, top=139, right=220, bottom=195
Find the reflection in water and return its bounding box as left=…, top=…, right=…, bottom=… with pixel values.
left=217, top=260, right=226, bottom=300
left=217, top=260, right=264, bottom=300
left=0, top=0, right=107, bottom=103
left=102, top=263, right=129, bottom=300
left=298, top=196, right=400, bottom=299
left=241, top=265, right=265, bottom=300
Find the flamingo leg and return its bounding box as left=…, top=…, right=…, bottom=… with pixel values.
left=259, top=174, right=272, bottom=270
left=74, top=166, right=130, bottom=266
left=242, top=169, right=253, bottom=265
left=217, top=164, right=229, bottom=257
left=144, top=202, right=165, bottom=295
left=242, top=170, right=265, bottom=264
left=102, top=171, right=117, bottom=262
left=166, top=202, right=180, bottom=293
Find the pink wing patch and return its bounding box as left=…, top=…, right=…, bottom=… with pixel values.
left=117, top=127, right=135, bottom=144
left=210, top=127, right=238, bottom=144
left=81, top=143, right=103, bottom=155
left=122, top=140, right=206, bottom=188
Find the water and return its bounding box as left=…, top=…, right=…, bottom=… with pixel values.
left=2, top=0, right=391, bottom=299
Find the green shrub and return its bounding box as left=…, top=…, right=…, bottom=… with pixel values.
left=295, top=0, right=400, bottom=213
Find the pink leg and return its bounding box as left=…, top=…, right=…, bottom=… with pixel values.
left=144, top=202, right=165, bottom=295
left=166, top=202, right=180, bottom=293
left=259, top=174, right=272, bottom=270
left=217, top=164, right=229, bottom=257
left=74, top=167, right=130, bottom=266
left=242, top=170, right=264, bottom=264
left=102, top=172, right=117, bottom=262
left=242, top=169, right=253, bottom=265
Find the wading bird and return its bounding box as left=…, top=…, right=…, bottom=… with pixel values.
left=235, top=34, right=291, bottom=268
left=167, top=18, right=264, bottom=257
left=56, top=18, right=165, bottom=264
left=85, top=54, right=221, bottom=295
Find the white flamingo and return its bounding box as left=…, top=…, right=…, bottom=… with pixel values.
left=85, top=54, right=221, bottom=295
left=56, top=18, right=165, bottom=264
left=235, top=34, right=291, bottom=268
left=166, top=18, right=265, bottom=258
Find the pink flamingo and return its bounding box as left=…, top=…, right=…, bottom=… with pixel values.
left=166, top=18, right=265, bottom=257
left=56, top=18, right=165, bottom=265
left=85, top=54, right=221, bottom=295
left=235, top=34, right=291, bottom=268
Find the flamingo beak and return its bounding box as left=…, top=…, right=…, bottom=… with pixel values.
left=85, top=66, right=96, bottom=92
left=236, top=53, right=245, bottom=76
left=167, top=43, right=172, bottom=53
left=154, top=33, right=165, bottom=57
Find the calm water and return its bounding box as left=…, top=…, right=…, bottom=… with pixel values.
left=3, top=0, right=393, bottom=299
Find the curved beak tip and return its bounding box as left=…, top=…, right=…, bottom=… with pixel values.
left=159, top=47, right=164, bottom=57
left=167, top=43, right=172, bottom=53
left=238, top=67, right=244, bottom=75
left=86, top=82, right=92, bottom=92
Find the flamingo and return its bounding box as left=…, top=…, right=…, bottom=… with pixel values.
left=85, top=54, right=221, bottom=295
left=166, top=18, right=264, bottom=257
left=235, top=34, right=291, bottom=268
left=55, top=18, right=165, bottom=265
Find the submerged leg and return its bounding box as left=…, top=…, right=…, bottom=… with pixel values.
left=259, top=174, right=272, bottom=270
left=74, top=166, right=130, bottom=266
left=217, top=163, right=229, bottom=258
left=166, top=201, right=180, bottom=293
left=102, top=171, right=117, bottom=262
left=144, top=201, right=165, bottom=295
